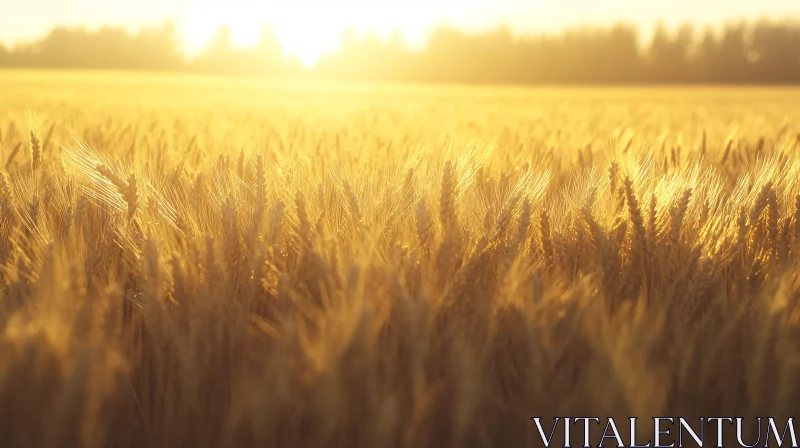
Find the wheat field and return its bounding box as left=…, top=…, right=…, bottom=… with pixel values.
left=1, top=70, right=800, bottom=447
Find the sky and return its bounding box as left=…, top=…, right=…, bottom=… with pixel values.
left=2, top=0, right=800, bottom=65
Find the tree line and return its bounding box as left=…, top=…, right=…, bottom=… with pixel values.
left=2, top=20, right=799, bottom=84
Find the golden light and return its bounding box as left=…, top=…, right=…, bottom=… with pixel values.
left=179, top=0, right=482, bottom=66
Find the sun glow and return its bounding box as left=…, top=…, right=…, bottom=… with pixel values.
left=5, top=0, right=800, bottom=68
left=179, top=0, right=469, bottom=66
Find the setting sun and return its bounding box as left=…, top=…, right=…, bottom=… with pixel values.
left=179, top=0, right=472, bottom=65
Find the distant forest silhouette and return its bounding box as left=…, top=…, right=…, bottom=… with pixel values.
left=2, top=20, right=800, bottom=84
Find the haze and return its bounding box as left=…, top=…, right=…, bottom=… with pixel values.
left=2, top=0, right=800, bottom=65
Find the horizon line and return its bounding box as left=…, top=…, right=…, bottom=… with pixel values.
left=3, top=15, right=799, bottom=56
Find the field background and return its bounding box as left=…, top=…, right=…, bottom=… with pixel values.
left=2, top=70, right=800, bottom=447
left=5, top=70, right=800, bottom=141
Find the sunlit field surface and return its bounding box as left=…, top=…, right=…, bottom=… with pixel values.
left=2, top=70, right=800, bottom=447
